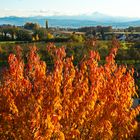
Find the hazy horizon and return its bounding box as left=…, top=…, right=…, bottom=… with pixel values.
left=0, top=0, right=140, bottom=18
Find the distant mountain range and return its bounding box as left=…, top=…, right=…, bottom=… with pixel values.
left=0, top=12, right=140, bottom=28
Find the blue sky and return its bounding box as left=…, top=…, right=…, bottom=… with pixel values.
left=0, top=0, right=139, bottom=17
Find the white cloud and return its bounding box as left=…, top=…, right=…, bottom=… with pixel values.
left=0, top=9, right=75, bottom=17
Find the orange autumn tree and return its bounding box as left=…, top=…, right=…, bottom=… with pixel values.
left=0, top=39, right=140, bottom=139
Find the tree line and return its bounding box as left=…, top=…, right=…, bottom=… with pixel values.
left=0, top=21, right=52, bottom=41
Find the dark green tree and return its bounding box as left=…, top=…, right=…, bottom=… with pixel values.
left=24, top=22, right=40, bottom=30
left=33, top=28, right=48, bottom=41
left=1, top=27, right=9, bottom=40
left=8, top=27, right=17, bottom=40
left=16, top=29, right=32, bottom=41
left=46, top=20, right=49, bottom=29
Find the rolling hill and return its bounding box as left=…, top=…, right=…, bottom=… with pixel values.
left=0, top=12, right=140, bottom=28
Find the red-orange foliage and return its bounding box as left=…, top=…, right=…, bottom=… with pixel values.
left=0, top=39, right=140, bottom=139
